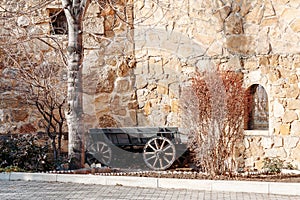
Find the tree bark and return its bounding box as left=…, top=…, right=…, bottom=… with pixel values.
left=61, top=0, right=90, bottom=168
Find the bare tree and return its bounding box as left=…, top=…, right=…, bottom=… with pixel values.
left=1, top=43, right=67, bottom=165
left=58, top=0, right=90, bottom=168
left=0, top=0, right=90, bottom=168
left=181, top=70, right=245, bottom=176
left=0, top=1, right=67, bottom=164
left=19, top=62, right=67, bottom=162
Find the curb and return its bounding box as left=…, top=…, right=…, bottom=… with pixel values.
left=1, top=172, right=300, bottom=196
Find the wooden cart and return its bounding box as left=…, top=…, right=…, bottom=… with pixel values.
left=87, top=127, right=187, bottom=170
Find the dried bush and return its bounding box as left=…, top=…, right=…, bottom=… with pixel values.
left=262, top=157, right=283, bottom=174
left=0, top=134, right=54, bottom=172
left=181, top=70, right=246, bottom=176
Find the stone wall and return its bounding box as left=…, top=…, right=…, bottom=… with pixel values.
left=242, top=54, right=300, bottom=169
left=1, top=0, right=300, bottom=169
left=132, top=0, right=300, bottom=169
left=81, top=0, right=137, bottom=130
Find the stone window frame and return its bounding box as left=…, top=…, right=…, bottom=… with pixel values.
left=244, top=84, right=270, bottom=135
left=48, top=8, right=68, bottom=35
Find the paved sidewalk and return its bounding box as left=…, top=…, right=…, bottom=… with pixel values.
left=0, top=180, right=300, bottom=200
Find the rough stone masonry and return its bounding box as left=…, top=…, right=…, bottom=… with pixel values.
left=1, top=0, right=300, bottom=170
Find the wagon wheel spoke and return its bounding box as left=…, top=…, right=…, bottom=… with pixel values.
left=100, top=144, right=105, bottom=152
left=163, top=156, right=171, bottom=163
left=102, top=150, right=110, bottom=154
left=88, top=141, right=112, bottom=166
left=148, top=143, right=157, bottom=152
left=160, top=140, right=166, bottom=150
left=145, top=154, right=157, bottom=161
left=89, top=145, right=96, bottom=152
left=143, top=137, right=176, bottom=170
left=102, top=154, right=110, bottom=159
left=144, top=151, right=156, bottom=155
left=154, top=139, right=159, bottom=150
left=159, top=158, right=163, bottom=169
left=162, top=145, right=172, bottom=151
left=153, top=157, right=159, bottom=167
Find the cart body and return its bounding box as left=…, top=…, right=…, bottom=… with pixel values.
left=87, top=127, right=187, bottom=170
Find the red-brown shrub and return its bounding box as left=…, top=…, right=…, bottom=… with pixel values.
left=181, top=70, right=246, bottom=176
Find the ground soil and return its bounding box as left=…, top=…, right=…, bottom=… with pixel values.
left=57, top=155, right=300, bottom=183
left=64, top=167, right=300, bottom=183
left=116, top=170, right=300, bottom=183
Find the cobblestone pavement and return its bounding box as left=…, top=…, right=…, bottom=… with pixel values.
left=1, top=180, right=300, bottom=200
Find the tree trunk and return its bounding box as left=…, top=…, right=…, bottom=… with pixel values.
left=62, top=0, right=90, bottom=169
left=51, top=135, right=58, bottom=162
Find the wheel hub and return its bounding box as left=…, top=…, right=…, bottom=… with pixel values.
left=155, top=150, right=164, bottom=158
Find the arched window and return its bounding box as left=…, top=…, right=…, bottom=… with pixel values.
left=245, top=84, right=269, bottom=130
left=49, top=9, right=68, bottom=35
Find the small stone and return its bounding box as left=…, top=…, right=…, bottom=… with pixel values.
left=261, top=137, right=273, bottom=149
left=135, top=75, right=148, bottom=89
left=115, top=79, right=130, bottom=93
left=291, top=144, right=300, bottom=162
left=243, top=59, right=258, bottom=71
left=17, top=16, right=30, bottom=27
left=291, top=121, right=300, bottom=135
left=157, top=84, right=168, bottom=95
left=280, top=8, right=300, bottom=23
left=284, top=136, right=299, bottom=149
left=84, top=17, right=104, bottom=34
left=98, top=114, right=117, bottom=127
left=112, top=108, right=127, bottom=116
left=11, top=109, right=28, bottom=122
left=144, top=101, right=151, bottom=116
left=117, top=62, right=130, bottom=77
left=273, top=100, right=285, bottom=118
left=19, top=123, right=36, bottom=133
left=264, top=0, right=276, bottom=17
left=280, top=124, right=290, bottom=135
left=171, top=99, right=179, bottom=113
left=291, top=19, right=300, bottom=32
left=261, top=16, right=278, bottom=26
left=149, top=57, right=163, bottom=75
left=283, top=110, right=298, bottom=123
left=224, top=13, right=244, bottom=35
left=94, top=94, right=110, bottom=105
left=245, top=4, right=264, bottom=24
left=265, top=147, right=287, bottom=158
left=244, top=138, right=250, bottom=149
left=254, top=160, right=264, bottom=170
left=285, top=85, right=299, bottom=98
left=226, top=35, right=255, bottom=54
left=268, top=69, right=281, bottom=82
left=274, top=137, right=283, bottom=147
left=287, top=99, right=300, bottom=110
left=269, top=55, right=280, bottom=66
left=213, top=5, right=231, bottom=22
left=259, top=57, right=270, bottom=66
left=248, top=141, right=264, bottom=157
left=96, top=70, right=116, bottom=93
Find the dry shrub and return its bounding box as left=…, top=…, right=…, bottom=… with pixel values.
left=181, top=70, right=246, bottom=176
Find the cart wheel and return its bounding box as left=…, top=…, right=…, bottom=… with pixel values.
left=143, top=136, right=176, bottom=170
left=89, top=141, right=112, bottom=166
